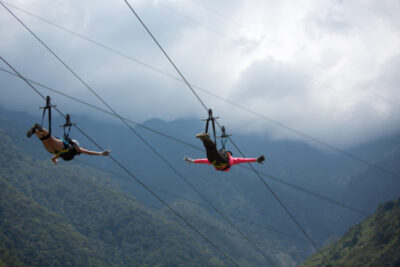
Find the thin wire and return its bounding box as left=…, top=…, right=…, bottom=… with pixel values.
left=184, top=0, right=400, bottom=109
left=0, top=67, right=202, bottom=152
left=1, top=130, right=310, bottom=249
left=2, top=1, right=399, bottom=180
left=238, top=165, right=370, bottom=216
left=1, top=5, right=272, bottom=263
left=158, top=1, right=400, bottom=125
left=185, top=216, right=307, bottom=261
left=0, top=150, right=227, bottom=266
left=3, top=149, right=303, bottom=265
left=122, top=0, right=208, bottom=113
left=0, top=55, right=240, bottom=267
left=121, top=1, right=330, bottom=264
left=0, top=67, right=371, bottom=218
left=226, top=132, right=331, bottom=264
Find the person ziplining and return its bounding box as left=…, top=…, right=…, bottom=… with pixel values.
left=27, top=96, right=110, bottom=164
left=184, top=109, right=265, bottom=171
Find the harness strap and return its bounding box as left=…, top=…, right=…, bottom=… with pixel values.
left=54, top=138, right=76, bottom=156
left=61, top=114, right=75, bottom=140
left=212, top=160, right=230, bottom=170
left=55, top=147, right=70, bottom=156
left=40, top=96, right=55, bottom=136
left=204, top=109, right=217, bottom=143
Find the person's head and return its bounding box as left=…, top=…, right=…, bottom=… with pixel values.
left=220, top=149, right=232, bottom=157
left=71, top=139, right=80, bottom=147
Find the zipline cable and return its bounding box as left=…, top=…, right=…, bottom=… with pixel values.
left=1, top=146, right=305, bottom=262
left=0, top=5, right=273, bottom=264
left=122, top=0, right=331, bottom=264
left=2, top=1, right=400, bottom=180
left=0, top=150, right=231, bottom=266
left=1, top=130, right=309, bottom=247
left=122, top=0, right=208, bottom=113
left=0, top=55, right=240, bottom=267
left=182, top=0, right=400, bottom=109
left=0, top=67, right=371, bottom=218
left=0, top=66, right=201, bottom=151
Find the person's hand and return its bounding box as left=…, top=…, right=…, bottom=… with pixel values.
left=257, top=155, right=265, bottom=164
left=102, top=150, right=111, bottom=156
left=184, top=156, right=193, bottom=163
left=52, top=157, right=59, bottom=164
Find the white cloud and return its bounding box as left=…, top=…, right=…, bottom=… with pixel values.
left=0, top=0, right=399, bottom=148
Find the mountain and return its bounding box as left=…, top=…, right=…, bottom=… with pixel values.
left=1, top=106, right=400, bottom=266
left=0, top=130, right=224, bottom=266
left=302, top=198, right=400, bottom=266
left=0, top=176, right=103, bottom=267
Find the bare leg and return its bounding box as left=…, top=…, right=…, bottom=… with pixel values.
left=35, top=128, right=64, bottom=154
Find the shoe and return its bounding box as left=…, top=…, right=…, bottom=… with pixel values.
left=257, top=155, right=265, bottom=164
left=34, top=123, right=43, bottom=132
left=26, top=123, right=43, bottom=138
left=27, top=124, right=37, bottom=138
left=196, top=132, right=210, bottom=141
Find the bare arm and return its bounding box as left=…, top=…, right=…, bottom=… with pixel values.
left=51, top=154, right=60, bottom=164
left=77, top=147, right=110, bottom=156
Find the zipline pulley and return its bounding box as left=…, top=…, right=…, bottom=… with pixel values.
left=61, top=114, right=76, bottom=140
left=217, top=126, right=231, bottom=151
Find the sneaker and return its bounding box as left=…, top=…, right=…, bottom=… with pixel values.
left=27, top=124, right=37, bottom=138
left=34, top=123, right=43, bottom=132
left=26, top=123, right=43, bottom=138
left=196, top=132, right=210, bottom=140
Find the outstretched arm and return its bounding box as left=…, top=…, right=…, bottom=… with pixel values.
left=231, top=157, right=257, bottom=165
left=78, top=147, right=110, bottom=156
left=51, top=154, right=60, bottom=164
left=231, top=155, right=265, bottom=165
left=184, top=156, right=210, bottom=164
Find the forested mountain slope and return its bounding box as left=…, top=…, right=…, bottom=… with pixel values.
left=0, top=133, right=224, bottom=266
left=1, top=106, right=400, bottom=266
left=302, top=198, right=400, bottom=266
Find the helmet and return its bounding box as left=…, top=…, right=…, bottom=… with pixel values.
left=71, top=139, right=80, bottom=147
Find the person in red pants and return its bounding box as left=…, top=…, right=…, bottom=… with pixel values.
left=184, top=132, right=265, bottom=172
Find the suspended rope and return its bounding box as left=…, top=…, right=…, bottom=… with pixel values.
left=0, top=66, right=371, bottom=217
left=2, top=1, right=399, bottom=180
left=121, top=1, right=331, bottom=265
left=0, top=55, right=240, bottom=267
left=39, top=95, right=55, bottom=137
left=0, top=4, right=276, bottom=264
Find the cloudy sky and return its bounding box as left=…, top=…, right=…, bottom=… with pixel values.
left=1, top=0, right=399, bottom=148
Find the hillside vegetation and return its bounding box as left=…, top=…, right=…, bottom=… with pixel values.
left=1, top=107, right=400, bottom=266
left=302, top=198, right=400, bottom=267
left=0, top=133, right=223, bottom=266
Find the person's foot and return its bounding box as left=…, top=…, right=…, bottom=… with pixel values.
left=26, top=123, right=43, bottom=138
left=34, top=123, right=43, bottom=132
left=196, top=132, right=210, bottom=141
left=257, top=155, right=265, bottom=164
left=26, top=124, right=36, bottom=138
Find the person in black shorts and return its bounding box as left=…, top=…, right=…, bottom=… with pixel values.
left=27, top=123, right=110, bottom=164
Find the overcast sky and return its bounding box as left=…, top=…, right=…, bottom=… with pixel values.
left=1, top=0, right=399, bottom=148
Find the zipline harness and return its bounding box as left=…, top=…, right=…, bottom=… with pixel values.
left=39, top=95, right=55, bottom=140
left=203, top=109, right=231, bottom=151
